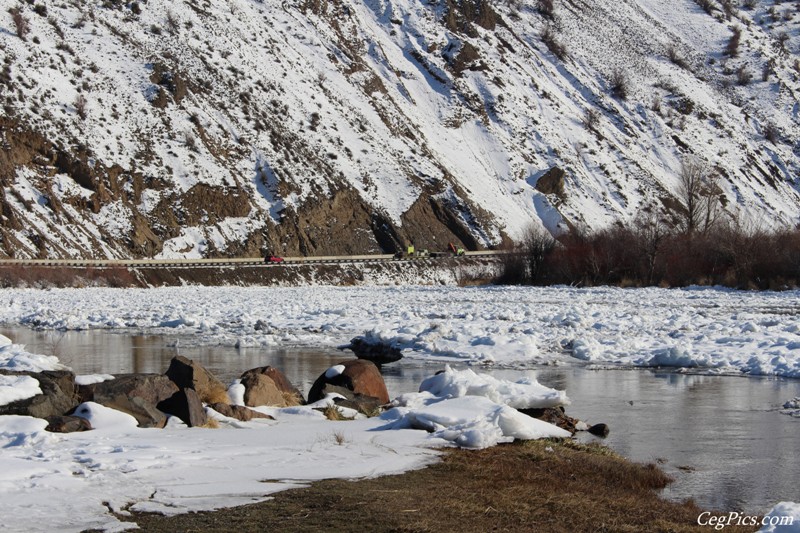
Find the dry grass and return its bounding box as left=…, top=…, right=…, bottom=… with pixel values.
left=198, top=418, right=219, bottom=429
left=322, top=404, right=353, bottom=421
left=204, top=385, right=231, bottom=406
left=126, top=439, right=759, bottom=532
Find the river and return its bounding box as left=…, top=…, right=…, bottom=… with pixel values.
left=2, top=326, right=798, bottom=515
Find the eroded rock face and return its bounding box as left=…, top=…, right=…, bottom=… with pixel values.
left=88, top=374, right=179, bottom=428
left=0, top=370, right=79, bottom=420
left=308, top=360, right=390, bottom=405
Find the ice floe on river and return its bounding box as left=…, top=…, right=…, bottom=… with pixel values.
left=0, top=285, right=798, bottom=377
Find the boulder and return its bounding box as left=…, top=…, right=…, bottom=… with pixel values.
left=165, top=356, right=229, bottom=404
left=588, top=423, right=610, bottom=438
left=341, top=337, right=403, bottom=367
left=89, top=374, right=179, bottom=428
left=240, top=366, right=304, bottom=405
left=0, top=370, right=79, bottom=419
left=535, top=166, right=566, bottom=198
left=308, top=360, right=390, bottom=405
left=240, top=373, right=287, bottom=407
left=45, top=415, right=92, bottom=433
left=209, top=403, right=274, bottom=422
left=157, top=388, right=207, bottom=427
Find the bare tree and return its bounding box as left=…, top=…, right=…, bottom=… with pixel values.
left=677, top=157, right=722, bottom=234
left=632, top=212, right=668, bottom=285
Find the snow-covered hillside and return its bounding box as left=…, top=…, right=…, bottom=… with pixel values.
left=1, top=0, right=798, bottom=259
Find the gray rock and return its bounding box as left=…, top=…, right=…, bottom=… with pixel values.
left=89, top=374, right=179, bottom=428
left=0, top=370, right=79, bottom=419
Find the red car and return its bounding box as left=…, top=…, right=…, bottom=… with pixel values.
left=264, top=255, right=284, bottom=263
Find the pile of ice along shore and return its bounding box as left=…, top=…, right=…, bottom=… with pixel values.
left=0, top=337, right=609, bottom=443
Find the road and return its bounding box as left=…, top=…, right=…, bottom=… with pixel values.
left=0, top=251, right=509, bottom=268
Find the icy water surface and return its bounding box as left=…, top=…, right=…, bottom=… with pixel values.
left=2, top=327, right=798, bottom=515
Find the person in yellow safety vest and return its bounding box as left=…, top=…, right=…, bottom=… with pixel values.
left=457, top=248, right=465, bottom=256
left=407, top=244, right=415, bottom=256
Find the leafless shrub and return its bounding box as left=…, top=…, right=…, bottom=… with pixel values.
left=666, top=44, right=689, bottom=69
left=651, top=94, right=662, bottom=113
left=48, top=16, right=64, bottom=39
left=725, top=26, right=742, bottom=57
left=736, top=66, right=752, bottom=85
left=776, top=32, right=790, bottom=54
left=9, top=7, right=30, bottom=40
left=582, top=108, right=601, bottom=132
left=763, top=122, right=779, bottom=144
left=538, top=0, right=555, bottom=19
left=609, top=69, right=630, bottom=100
left=762, top=60, right=774, bottom=82
left=695, top=0, right=716, bottom=16
left=184, top=131, right=198, bottom=151
left=74, top=93, right=88, bottom=120
left=540, top=25, right=567, bottom=60
left=720, top=0, right=737, bottom=20
left=165, top=10, right=179, bottom=34
left=742, top=0, right=758, bottom=9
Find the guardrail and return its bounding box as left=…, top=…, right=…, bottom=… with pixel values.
left=0, top=250, right=511, bottom=268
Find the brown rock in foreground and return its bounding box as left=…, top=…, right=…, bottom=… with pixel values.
left=307, top=360, right=389, bottom=405
left=240, top=366, right=304, bottom=407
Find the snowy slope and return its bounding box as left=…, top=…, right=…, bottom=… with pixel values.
left=0, top=0, right=798, bottom=258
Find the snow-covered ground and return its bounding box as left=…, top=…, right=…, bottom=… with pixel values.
left=1, top=284, right=799, bottom=531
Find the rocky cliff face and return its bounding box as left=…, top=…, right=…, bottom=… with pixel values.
left=1, top=0, right=798, bottom=259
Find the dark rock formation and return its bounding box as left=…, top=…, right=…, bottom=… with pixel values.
left=341, top=337, right=403, bottom=367
left=157, top=388, right=208, bottom=427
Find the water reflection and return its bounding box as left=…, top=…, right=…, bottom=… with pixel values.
left=1, top=327, right=798, bottom=514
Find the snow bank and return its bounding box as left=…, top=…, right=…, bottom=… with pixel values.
left=384, top=366, right=570, bottom=449
left=759, top=502, right=800, bottom=532
left=0, top=341, right=69, bottom=373
left=0, top=375, right=41, bottom=406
